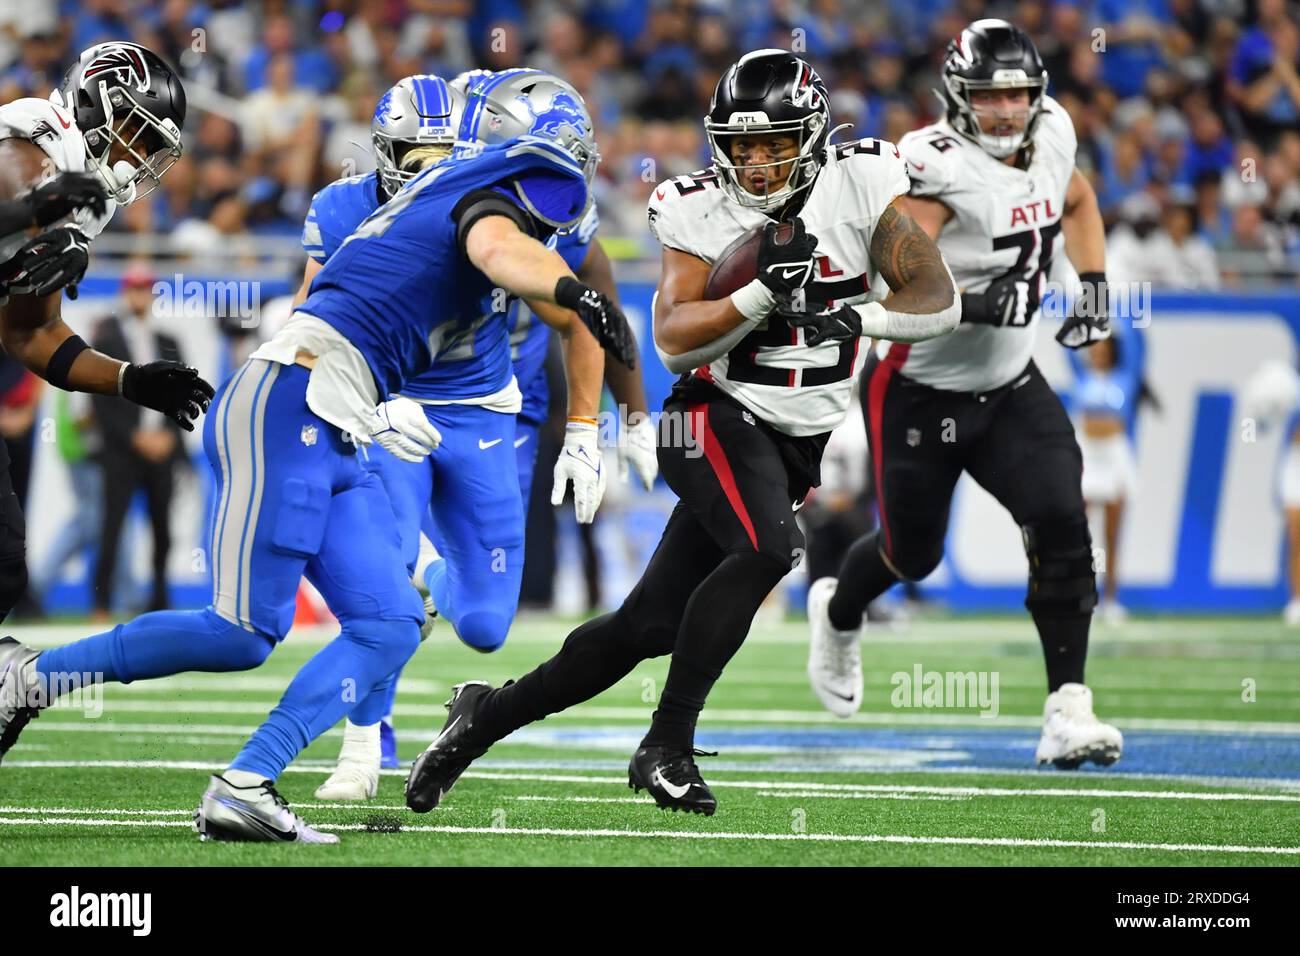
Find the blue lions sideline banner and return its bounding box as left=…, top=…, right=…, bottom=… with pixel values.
left=25, top=278, right=1299, bottom=614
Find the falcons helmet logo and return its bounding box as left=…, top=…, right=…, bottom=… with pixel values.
left=83, top=44, right=151, bottom=94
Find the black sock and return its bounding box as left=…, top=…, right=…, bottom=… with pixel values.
left=642, top=552, right=787, bottom=750
left=1032, top=611, right=1090, bottom=692
left=475, top=611, right=643, bottom=742
left=826, top=531, right=899, bottom=631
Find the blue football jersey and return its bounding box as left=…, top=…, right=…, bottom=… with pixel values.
left=418, top=202, right=599, bottom=404
left=302, top=173, right=385, bottom=264
left=299, top=137, right=589, bottom=401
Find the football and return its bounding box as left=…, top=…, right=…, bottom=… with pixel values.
left=703, top=221, right=794, bottom=299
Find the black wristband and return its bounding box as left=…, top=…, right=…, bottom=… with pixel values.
left=960, top=290, right=993, bottom=326
left=1077, top=271, right=1108, bottom=319
left=554, top=275, right=589, bottom=310
left=45, top=335, right=90, bottom=391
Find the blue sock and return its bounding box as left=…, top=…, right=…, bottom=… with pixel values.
left=423, top=557, right=448, bottom=619
left=349, top=667, right=399, bottom=727
left=229, top=618, right=420, bottom=779
left=35, top=608, right=274, bottom=701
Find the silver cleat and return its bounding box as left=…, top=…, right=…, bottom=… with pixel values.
left=195, top=774, right=339, bottom=844
left=0, top=637, right=41, bottom=764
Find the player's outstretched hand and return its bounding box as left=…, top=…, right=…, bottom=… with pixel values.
left=369, top=397, right=442, bottom=462
left=756, top=217, right=819, bottom=297
left=554, top=276, right=637, bottom=369
left=552, top=419, right=607, bottom=523
left=780, top=302, right=862, bottom=346
left=25, top=172, right=108, bottom=227
left=618, top=415, right=658, bottom=491
left=1, top=226, right=91, bottom=300
left=121, top=361, right=216, bottom=432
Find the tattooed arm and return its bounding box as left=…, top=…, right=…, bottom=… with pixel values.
left=862, top=195, right=960, bottom=342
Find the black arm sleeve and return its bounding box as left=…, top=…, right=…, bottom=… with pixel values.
left=451, top=188, right=536, bottom=254
left=0, top=199, right=33, bottom=241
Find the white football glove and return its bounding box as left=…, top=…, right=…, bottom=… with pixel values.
left=552, top=419, right=606, bottom=524
left=369, top=397, right=442, bottom=462
left=618, top=416, right=658, bottom=491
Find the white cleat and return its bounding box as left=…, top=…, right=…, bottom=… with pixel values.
left=1098, top=600, right=1129, bottom=625
left=1284, top=599, right=1300, bottom=627
left=806, top=577, right=864, bottom=718
left=196, top=774, right=339, bottom=843
left=315, top=720, right=380, bottom=801
left=1035, top=683, right=1123, bottom=769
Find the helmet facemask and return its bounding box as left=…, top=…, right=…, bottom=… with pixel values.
left=705, top=112, right=825, bottom=211
left=79, top=82, right=182, bottom=204
left=944, top=72, right=1045, bottom=159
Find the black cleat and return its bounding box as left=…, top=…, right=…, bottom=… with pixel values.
left=405, top=680, right=494, bottom=813
left=628, top=746, right=719, bottom=816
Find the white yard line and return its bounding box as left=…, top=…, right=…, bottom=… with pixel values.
left=9, top=760, right=1298, bottom=802
left=27, top=705, right=1300, bottom=735
left=0, top=814, right=1294, bottom=855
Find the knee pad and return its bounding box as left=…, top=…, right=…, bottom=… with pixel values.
left=346, top=617, right=422, bottom=673
left=200, top=608, right=276, bottom=671
left=1022, top=517, right=1098, bottom=617
left=453, top=610, right=511, bottom=653
left=881, top=539, right=944, bottom=584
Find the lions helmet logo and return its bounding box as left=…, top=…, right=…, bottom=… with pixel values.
left=83, top=44, right=151, bottom=94
left=373, top=88, right=397, bottom=126
left=518, top=90, right=588, bottom=138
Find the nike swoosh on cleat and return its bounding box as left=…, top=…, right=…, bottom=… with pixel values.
left=433, top=714, right=462, bottom=746
left=478, top=438, right=503, bottom=450
left=651, top=769, right=691, bottom=800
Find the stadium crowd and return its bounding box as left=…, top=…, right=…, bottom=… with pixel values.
left=0, top=0, right=1296, bottom=284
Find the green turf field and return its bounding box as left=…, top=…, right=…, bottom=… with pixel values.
left=3, top=614, right=1298, bottom=866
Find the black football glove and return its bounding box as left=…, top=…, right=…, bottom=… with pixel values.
left=756, top=217, right=819, bottom=297
left=960, top=271, right=1031, bottom=328
left=121, top=361, right=216, bottom=433
left=1, top=226, right=90, bottom=300
left=25, top=171, right=108, bottom=227
left=555, top=276, right=637, bottom=369
left=781, top=302, right=861, bottom=347
left=1056, top=271, right=1111, bottom=349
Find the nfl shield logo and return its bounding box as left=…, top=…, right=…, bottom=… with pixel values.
left=300, top=424, right=318, bottom=447
left=906, top=428, right=921, bottom=447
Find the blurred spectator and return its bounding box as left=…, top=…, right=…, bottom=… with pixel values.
left=1227, top=0, right=1300, bottom=147
left=1219, top=201, right=1287, bottom=285
left=1110, top=191, right=1220, bottom=289
left=90, top=264, right=187, bottom=616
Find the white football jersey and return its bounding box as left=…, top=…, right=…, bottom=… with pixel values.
left=892, top=95, right=1077, bottom=392
left=0, top=97, right=116, bottom=264
left=648, top=138, right=909, bottom=437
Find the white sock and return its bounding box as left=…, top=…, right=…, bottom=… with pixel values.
left=223, top=769, right=266, bottom=789
left=413, top=533, right=441, bottom=593
left=339, top=719, right=381, bottom=765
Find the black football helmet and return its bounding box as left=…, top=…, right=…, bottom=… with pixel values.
left=52, top=42, right=186, bottom=204
left=941, top=19, right=1048, bottom=158
left=704, top=49, right=831, bottom=212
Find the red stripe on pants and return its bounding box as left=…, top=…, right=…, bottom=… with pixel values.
left=867, top=344, right=910, bottom=559
left=687, top=401, right=758, bottom=550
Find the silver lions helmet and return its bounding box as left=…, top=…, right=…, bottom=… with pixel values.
left=371, top=74, right=466, bottom=196
left=457, top=68, right=600, bottom=189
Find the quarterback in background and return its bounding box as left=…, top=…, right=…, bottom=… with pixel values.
left=806, top=20, right=1123, bottom=769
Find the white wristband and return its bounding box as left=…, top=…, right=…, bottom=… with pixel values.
left=729, top=278, right=776, bottom=321
left=852, top=301, right=889, bottom=337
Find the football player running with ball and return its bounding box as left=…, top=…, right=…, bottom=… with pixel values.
left=805, top=20, right=1123, bottom=770
left=406, top=49, right=959, bottom=817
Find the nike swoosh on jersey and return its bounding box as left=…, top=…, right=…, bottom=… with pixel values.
left=910, top=160, right=926, bottom=171
left=478, top=438, right=503, bottom=449
left=514, top=435, right=529, bottom=448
